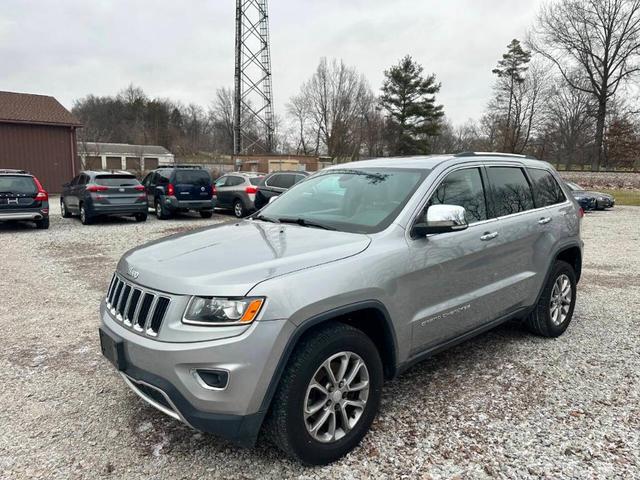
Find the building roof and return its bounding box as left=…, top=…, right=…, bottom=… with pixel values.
left=0, top=91, right=81, bottom=127
left=77, top=142, right=172, bottom=156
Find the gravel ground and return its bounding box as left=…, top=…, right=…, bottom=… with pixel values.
left=0, top=200, right=638, bottom=479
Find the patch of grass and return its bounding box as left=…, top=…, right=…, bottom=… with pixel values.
left=599, top=189, right=640, bottom=206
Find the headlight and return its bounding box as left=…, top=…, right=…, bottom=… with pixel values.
left=183, top=297, right=264, bottom=325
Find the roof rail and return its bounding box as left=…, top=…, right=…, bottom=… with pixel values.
left=0, top=169, right=29, bottom=174
left=454, top=151, right=538, bottom=160
left=169, top=164, right=203, bottom=169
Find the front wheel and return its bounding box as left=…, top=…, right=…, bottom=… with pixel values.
left=526, top=260, right=577, bottom=337
left=266, top=323, right=383, bottom=465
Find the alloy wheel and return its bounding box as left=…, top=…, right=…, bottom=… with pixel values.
left=303, top=351, right=370, bottom=444
left=234, top=201, right=243, bottom=218
left=550, top=274, right=572, bottom=326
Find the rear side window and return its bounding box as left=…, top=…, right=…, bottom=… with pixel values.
left=225, top=176, right=244, bottom=187
left=428, top=168, right=487, bottom=223
left=175, top=170, right=211, bottom=185
left=527, top=169, right=566, bottom=207
left=0, top=176, right=36, bottom=194
left=487, top=167, right=534, bottom=216
left=95, top=175, right=139, bottom=186
left=249, top=176, right=263, bottom=186
left=266, top=174, right=293, bottom=188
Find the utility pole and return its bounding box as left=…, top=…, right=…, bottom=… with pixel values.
left=233, top=0, right=274, bottom=155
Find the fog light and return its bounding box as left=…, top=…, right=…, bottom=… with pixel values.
left=194, top=369, right=229, bottom=389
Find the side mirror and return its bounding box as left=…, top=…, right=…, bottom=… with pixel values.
left=413, top=204, right=469, bottom=237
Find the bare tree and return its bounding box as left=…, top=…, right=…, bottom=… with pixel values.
left=294, top=58, right=374, bottom=160
left=529, top=0, right=640, bottom=170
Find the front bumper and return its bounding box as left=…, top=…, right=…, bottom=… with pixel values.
left=99, top=307, right=293, bottom=445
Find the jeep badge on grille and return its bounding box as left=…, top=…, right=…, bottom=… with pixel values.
left=126, top=265, right=139, bottom=279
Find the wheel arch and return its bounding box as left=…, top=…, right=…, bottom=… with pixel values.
left=555, top=244, right=582, bottom=282
left=258, top=301, right=398, bottom=415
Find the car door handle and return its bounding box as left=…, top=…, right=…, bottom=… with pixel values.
left=538, top=217, right=552, bottom=225
left=480, top=231, right=499, bottom=241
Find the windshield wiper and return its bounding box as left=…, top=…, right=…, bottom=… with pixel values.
left=277, top=217, right=336, bottom=230
left=253, top=214, right=280, bottom=224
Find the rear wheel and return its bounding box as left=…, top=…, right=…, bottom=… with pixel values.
left=233, top=199, right=246, bottom=218
left=60, top=198, right=72, bottom=218
left=135, top=213, right=147, bottom=222
left=200, top=210, right=213, bottom=219
left=526, top=260, right=577, bottom=337
left=266, top=323, right=383, bottom=465
left=79, top=203, right=92, bottom=225
left=35, top=217, right=49, bottom=229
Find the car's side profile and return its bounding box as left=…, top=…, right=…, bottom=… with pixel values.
left=141, top=166, right=214, bottom=220
left=565, top=181, right=615, bottom=210
left=61, top=171, right=147, bottom=225
left=99, top=153, right=583, bottom=465
left=213, top=172, right=265, bottom=217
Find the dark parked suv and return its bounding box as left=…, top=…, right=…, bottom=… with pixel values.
left=253, top=170, right=309, bottom=210
left=142, top=166, right=214, bottom=220
left=0, top=169, right=49, bottom=229
left=61, top=171, right=147, bottom=225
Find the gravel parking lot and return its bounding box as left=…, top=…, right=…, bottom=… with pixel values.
left=1, top=200, right=638, bottom=479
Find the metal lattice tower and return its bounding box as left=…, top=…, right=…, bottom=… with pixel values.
left=234, top=0, right=274, bottom=154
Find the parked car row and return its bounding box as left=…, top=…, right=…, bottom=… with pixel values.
left=1, top=165, right=311, bottom=229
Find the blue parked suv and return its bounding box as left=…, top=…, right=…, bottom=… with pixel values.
left=142, top=166, right=215, bottom=219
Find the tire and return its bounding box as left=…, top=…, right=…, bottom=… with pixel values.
left=155, top=200, right=170, bottom=220
left=35, top=217, right=49, bottom=229
left=60, top=198, right=72, bottom=218
left=233, top=199, right=247, bottom=218
left=200, top=210, right=213, bottom=219
left=526, top=260, right=577, bottom=337
left=135, top=213, right=147, bottom=222
left=266, top=322, right=383, bottom=465
left=79, top=203, right=92, bottom=225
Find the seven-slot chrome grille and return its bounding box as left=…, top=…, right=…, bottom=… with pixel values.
left=105, top=273, right=171, bottom=337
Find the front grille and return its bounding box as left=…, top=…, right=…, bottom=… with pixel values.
left=105, top=274, right=171, bottom=337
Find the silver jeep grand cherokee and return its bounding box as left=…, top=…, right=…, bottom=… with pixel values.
left=99, top=153, right=583, bottom=465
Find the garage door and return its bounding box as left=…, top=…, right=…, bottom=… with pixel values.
left=144, top=158, right=159, bottom=170
left=106, top=156, right=122, bottom=170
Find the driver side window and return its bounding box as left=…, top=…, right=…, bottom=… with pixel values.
left=428, top=168, right=488, bottom=223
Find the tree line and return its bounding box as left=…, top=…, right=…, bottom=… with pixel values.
left=73, top=0, right=640, bottom=171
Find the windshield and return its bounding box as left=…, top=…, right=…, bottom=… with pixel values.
left=257, top=168, right=428, bottom=234
left=0, top=176, right=36, bottom=194
left=175, top=170, right=211, bottom=185
left=95, top=175, right=139, bottom=186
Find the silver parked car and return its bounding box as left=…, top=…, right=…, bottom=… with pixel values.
left=99, top=153, right=583, bottom=465
left=213, top=172, right=265, bottom=218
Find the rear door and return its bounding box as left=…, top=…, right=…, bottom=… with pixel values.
left=483, top=165, right=541, bottom=313
left=173, top=169, right=212, bottom=201
left=94, top=174, right=143, bottom=206
left=217, top=175, right=242, bottom=207
left=0, top=175, right=39, bottom=213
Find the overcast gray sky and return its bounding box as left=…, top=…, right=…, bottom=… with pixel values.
left=1, top=0, right=543, bottom=125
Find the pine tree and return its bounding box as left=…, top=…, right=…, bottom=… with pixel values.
left=380, top=55, right=444, bottom=155
left=492, top=39, right=531, bottom=151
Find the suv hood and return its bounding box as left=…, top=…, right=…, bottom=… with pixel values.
left=118, top=220, right=371, bottom=296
